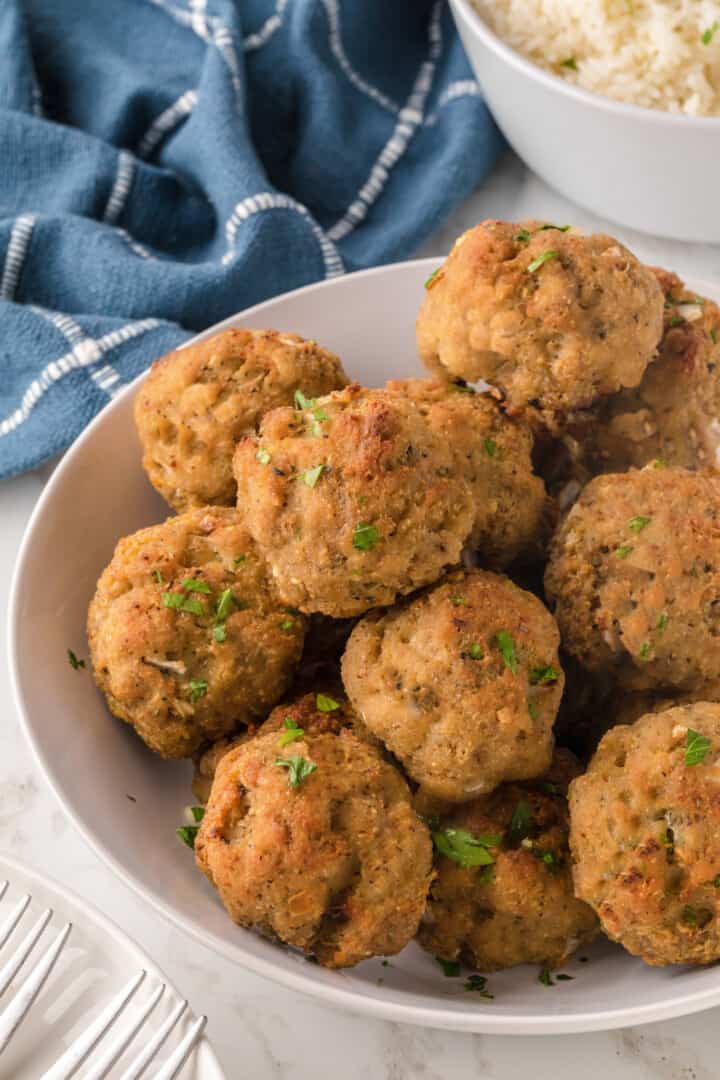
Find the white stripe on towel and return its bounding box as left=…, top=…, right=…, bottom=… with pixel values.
left=223, top=192, right=344, bottom=279
left=137, top=89, right=198, bottom=158
left=244, top=0, right=288, bottom=52
left=103, top=151, right=136, bottom=225
left=0, top=215, right=36, bottom=301
left=424, top=79, right=481, bottom=125
left=321, top=0, right=399, bottom=114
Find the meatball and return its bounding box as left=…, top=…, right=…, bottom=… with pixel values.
left=342, top=569, right=564, bottom=801
left=134, top=329, right=348, bottom=511
left=419, top=752, right=598, bottom=971
left=87, top=507, right=305, bottom=758
left=570, top=704, right=720, bottom=966
left=545, top=466, right=720, bottom=692
left=195, top=727, right=433, bottom=968
left=416, top=220, right=663, bottom=415
left=564, top=270, right=720, bottom=474
left=232, top=384, right=475, bottom=617
left=385, top=378, right=550, bottom=565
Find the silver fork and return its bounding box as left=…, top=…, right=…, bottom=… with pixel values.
left=0, top=881, right=207, bottom=1078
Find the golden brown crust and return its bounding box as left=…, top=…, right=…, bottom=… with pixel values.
left=232, top=384, right=475, bottom=617
left=342, top=569, right=563, bottom=801
left=195, top=728, right=433, bottom=968
left=134, top=329, right=348, bottom=511
left=419, top=752, right=597, bottom=971
left=570, top=704, right=720, bottom=965
left=87, top=507, right=305, bottom=758
left=545, top=466, right=720, bottom=692
left=416, top=220, right=663, bottom=415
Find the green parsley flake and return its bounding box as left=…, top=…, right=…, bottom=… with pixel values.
left=452, top=596, right=468, bottom=606
left=190, top=805, right=205, bottom=822
left=316, top=693, right=341, bottom=712
left=711, top=329, right=718, bottom=345
left=560, top=57, right=577, bottom=70
left=256, top=448, right=271, bottom=465
left=468, top=643, right=484, bottom=660
left=530, top=665, right=559, bottom=685
left=483, top=438, right=497, bottom=457
left=162, top=592, right=205, bottom=616
left=433, top=827, right=500, bottom=869
left=425, top=268, right=442, bottom=289
left=657, top=612, right=669, bottom=633
left=527, top=250, right=558, bottom=273
left=279, top=618, right=295, bottom=631
left=539, top=223, right=571, bottom=231
left=213, top=624, right=227, bottom=643
left=294, top=389, right=316, bottom=410
left=233, top=555, right=246, bottom=566
left=515, top=228, right=531, bottom=243
left=494, top=631, right=518, bottom=674
left=437, top=958, right=461, bottom=977
left=653, top=458, right=668, bottom=469
left=450, top=382, right=475, bottom=395
left=275, top=754, right=317, bottom=788
left=616, top=545, right=634, bottom=559
left=181, top=577, right=212, bottom=594
left=353, top=521, right=380, bottom=551
left=279, top=717, right=305, bottom=747
left=67, top=649, right=85, bottom=670
left=639, top=642, right=652, bottom=661
left=538, top=966, right=555, bottom=987
left=508, top=800, right=534, bottom=845
left=713, top=875, right=720, bottom=888
left=299, top=464, right=325, bottom=488
left=556, top=974, right=574, bottom=982
left=702, top=21, right=719, bottom=45
left=153, top=569, right=164, bottom=584
left=176, top=825, right=199, bottom=849
left=528, top=701, right=540, bottom=721
left=189, top=678, right=208, bottom=703
left=215, top=588, right=235, bottom=623
left=464, top=974, right=493, bottom=998
left=686, top=729, right=712, bottom=766
left=628, top=515, right=651, bottom=534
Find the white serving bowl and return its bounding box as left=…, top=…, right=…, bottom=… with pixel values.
left=449, top=0, right=720, bottom=243
left=9, top=260, right=720, bottom=1035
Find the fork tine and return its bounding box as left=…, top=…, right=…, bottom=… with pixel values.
left=82, top=983, right=166, bottom=1080
left=116, top=999, right=187, bottom=1080
left=0, top=893, right=32, bottom=952
left=0, top=907, right=53, bottom=998
left=0, top=923, right=71, bottom=1054
left=151, top=1015, right=207, bottom=1080
left=41, top=970, right=146, bottom=1080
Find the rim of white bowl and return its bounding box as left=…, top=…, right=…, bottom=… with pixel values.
left=9, top=259, right=720, bottom=1035
left=451, top=0, right=720, bottom=128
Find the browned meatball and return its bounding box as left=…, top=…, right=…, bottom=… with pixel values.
left=419, top=752, right=597, bottom=971
left=232, top=384, right=475, bottom=617
left=417, top=220, right=663, bottom=415
left=570, top=704, right=720, bottom=966
left=134, top=329, right=348, bottom=511
left=545, top=466, right=720, bottom=692
left=342, top=569, right=563, bottom=801
left=385, top=378, right=550, bottom=565
left=195, top=727, right=433, bottom=968
left=87, top=507, right=305, bottom=758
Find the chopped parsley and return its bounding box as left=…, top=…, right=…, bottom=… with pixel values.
left=539, top=223, right=571, bottom=231
left=256, top=448, right=271, bottom=465
left=468, top=643, right=484, bottom=660
left=189, top=805, right=205, bottom=822
left=452, top=596, right=468, bottom=606
left=530, top=665, right=559, bottom=685
left=538, top=966, right=555, bottom=987
left=702, top=21, right=719, bottom=45
left=713, top=875, right=720, bottom=888
left=670, top=316, right=683, bottom=327
left=279, top=618, right=295, bottom=631
left=464, top=974, right=493, bottom=999
left=294, top=389, right=316, bottom=410
left=556, top=974, right=574, bottom=982
left=316, top=693, right=341, bottom=712
left=628, top=515, right=651, bottom=534
left=278, top=717, right=305, bottom=747
left=507, top=800, right=534, bottom=845
left=233, top=555, right=246, bottom=566
left=299, top=464, right=325, bottom=488
left=181, top=577, right=212, bottom=594
left=515, top=228, right=531, bottom=243
left=153, top=569, right=164, bottom=584
left=657, top=613, right=669, bottom=633
left=639, top=642, right=652, bottom=661
left=686, top=729, right=712, bottom=766
left=711, top=329, right=718, bottom=345
left=67, top=649, right=85, bottom=670
left=214, top=588, right=236, bottom=622
left=189, top=678, right=208, bottom=703
left=615, top=544, right=634, bottom=559
left=483, top=438, right=497, bottom=457
left=353, top=521, right=380, bottom=551
left=176, top=825, right=199, bottom=849
left=652, top=458, right=667, bottom=469
left=213, top=624, right=227, bottom=643
left=162, top=592, right=205, bottom=616
left=425, top=268, right=442, bottom=289
left=528, top=701, right=540, bottom=721
left=527, top=250, right=558, bottom=273
left=681, top=905, right=713, bottom=928
left=494, top=631, right=518, bottom=675
left=432, top=827, right=500, bottom=869
left=559, top=57, right=577, bottom=70
left=450, top=381, right=475, bottom=395
left=275, top=754, right=317, bottom=788
left=437, top=957, right=461, bottom=977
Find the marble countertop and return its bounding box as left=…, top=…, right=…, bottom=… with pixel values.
left=3, top=153, right=720, bottom=1079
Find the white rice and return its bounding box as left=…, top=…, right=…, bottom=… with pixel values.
left=472, top=0, right=720, bottom=116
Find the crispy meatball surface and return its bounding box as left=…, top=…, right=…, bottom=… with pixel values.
left=233, top=384, right=475, bottom=617
left=545, top=466, right=720, bottom=692
left=417, top=220, right=663, bottom=415
left=87, top=507, right=305, bottom=758
left=565, top=270, right=720, bottom=475
left=342, top=569, right=563, bottom=801
left=570, top=704, right=720, bottom=966
left=134, top=329, right=348, bottom=511
left=195, top=727, right=433, bottom=968
left=385, top=378, right=550, bottom=565
left=419, top=752, right=597, bottom=971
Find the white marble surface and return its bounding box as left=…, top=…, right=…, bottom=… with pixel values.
left=3, top=154, right=720, bottom=1079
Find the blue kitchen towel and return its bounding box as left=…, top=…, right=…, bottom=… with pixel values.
left=0, top=0, right=502, bottom=478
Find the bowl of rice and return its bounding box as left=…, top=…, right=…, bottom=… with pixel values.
left=449, top=0, right=720, bottom=242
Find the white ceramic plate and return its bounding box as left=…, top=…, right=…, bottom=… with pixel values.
left=0, top=856, right=222, bottom=1078
left=9, top=260, right=720, bottom=1035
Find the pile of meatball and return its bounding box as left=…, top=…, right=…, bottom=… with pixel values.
left=88, top=220, right=720, bottom=979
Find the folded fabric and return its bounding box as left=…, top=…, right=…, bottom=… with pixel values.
left=0, top=0, right=502, bottom=479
